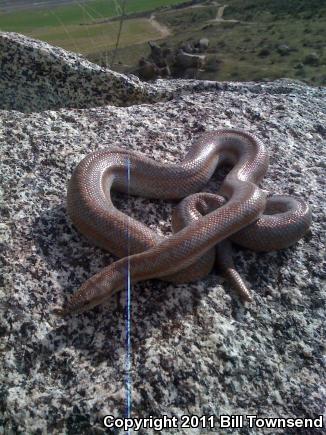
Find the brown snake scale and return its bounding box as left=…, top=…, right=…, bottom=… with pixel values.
left=61, top=129, right=311, bottom=314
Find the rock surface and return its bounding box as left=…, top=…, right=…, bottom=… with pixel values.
left=1, top=32, right=326, bottom=434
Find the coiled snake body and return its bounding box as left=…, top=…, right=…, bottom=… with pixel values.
left=63, top=130, right=311, bottom=314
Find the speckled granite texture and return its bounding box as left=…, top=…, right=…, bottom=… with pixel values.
left=1, top=32, right=326, bottom=434
left=0, top=32, right=162, bottom=111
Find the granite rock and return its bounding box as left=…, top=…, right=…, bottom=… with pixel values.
left=0, top=32, right=325, bottom=434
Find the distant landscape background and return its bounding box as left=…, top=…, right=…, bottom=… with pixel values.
left=0, top=0, right=88, bottom=13
left=0, top=0, right=325, bottom=86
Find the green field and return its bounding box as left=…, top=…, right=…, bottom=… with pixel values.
left=0, top=0, right=187, bottom=56
left=27, top=18, right=165, bottom=54
left=0, top=0, right=187, bottom=31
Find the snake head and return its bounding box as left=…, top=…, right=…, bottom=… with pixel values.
left=54, top=266, right=123, bottom=315
left=53, top=296, right=97, bottom=316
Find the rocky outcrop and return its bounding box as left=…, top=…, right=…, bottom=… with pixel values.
left=0, top=32, right=161, bottom=111
left=1, top=32, right=325, bottom=434
left=135, top=39, right=214, bottom=81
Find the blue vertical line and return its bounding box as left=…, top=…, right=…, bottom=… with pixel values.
left=125, top=156, right=132, bottom=423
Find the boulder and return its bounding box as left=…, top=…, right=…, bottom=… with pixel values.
left=0, top=32, right=160, bottom=111
left=137, top=58, right=159, bottom=81
left=277, top=44, right=292, bottom=56
left=1, top=32, right=325, bottom=434
left=148, top=41, right=163, bottom=64
left=175, top=49, right=205, bottom=69
left=198, top=37, right=209, bottom=52
left=205, top=54, right=220, bottom=72
left=180, top=41, right=194, bottom=54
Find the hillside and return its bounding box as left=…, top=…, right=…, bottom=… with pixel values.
left=101, top=0, right=326, bottom=86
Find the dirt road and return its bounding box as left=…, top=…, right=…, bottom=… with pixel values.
left=148, top=13, right=171, bottom=39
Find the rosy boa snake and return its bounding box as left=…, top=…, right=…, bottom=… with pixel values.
left=61, top=130, right=311, bottom=314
